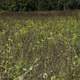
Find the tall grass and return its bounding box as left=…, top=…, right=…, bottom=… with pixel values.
left=0, top=15, right=80, bottom=80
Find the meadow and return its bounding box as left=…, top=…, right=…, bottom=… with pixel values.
left=0, top=12, right=80, bottom=80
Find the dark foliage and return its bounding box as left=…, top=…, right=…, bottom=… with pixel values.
left=0, top=0, right=80, bottom=11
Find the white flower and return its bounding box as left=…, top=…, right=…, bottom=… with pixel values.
left=29, top=66, right=33, bottom=71
left=23, top=68, right=27, bottom=71
left=43, top=73, right=48, bottom=79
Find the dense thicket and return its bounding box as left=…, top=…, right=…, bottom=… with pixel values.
left=0, top=0, right=80, bottom=11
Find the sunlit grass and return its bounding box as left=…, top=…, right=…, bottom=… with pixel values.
left=0, top=15, right=80, bottom=80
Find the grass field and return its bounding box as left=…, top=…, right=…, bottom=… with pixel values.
left=0, top=12, right=80, bottom=80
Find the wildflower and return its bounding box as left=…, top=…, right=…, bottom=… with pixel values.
left=43, top=73, right=48, bottom=79
left=8, top=38, right=13, bottom=42
left=23, top=68, right=27, bottom=71
left=29, top=66, right=33, bottom=71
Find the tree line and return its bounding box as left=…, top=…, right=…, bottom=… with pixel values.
left=0, top=0, right=80, bottom=11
